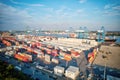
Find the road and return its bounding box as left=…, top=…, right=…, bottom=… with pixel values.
left=0, top=52, right=55, bottom=80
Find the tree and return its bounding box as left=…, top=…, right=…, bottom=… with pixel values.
left=6, top=64, right=13, bottom=70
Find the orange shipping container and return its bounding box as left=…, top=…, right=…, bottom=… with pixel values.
left=14, top=54, right=28, bottom=62
left=18, top=53, right=32, bottom=61
left=88, top=52, right=94, bottom=63
left=6, top=42, right=11, bottom=46
left=22, top=53, right=32, bottom=61
left=93, top=49, right=97, bottom=56
left=2, top=40, right=11, bottom=46
left=27, top=47, right=34, bottom=53
left=64, top=54, right=72, bottom=61
left=88, top=56, right=94, bottom=63
left=88, top=52, right=94, bottom=57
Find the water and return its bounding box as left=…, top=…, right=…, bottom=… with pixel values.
left=25, top=32, right=69, bottom=38
left=116, top=36, right=120, bottom=43
left=38, top=33, right=120, bottom=43
left=39, top=33, right=69, bottom=38
left=17, top=32, right=120, bottom=43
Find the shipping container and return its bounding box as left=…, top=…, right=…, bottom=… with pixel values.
left=88, top=52, right=94, bottom=58
left=15, top=52, right=32, bottom=62
left=26, top=47, right=34, bottom=53
left=39, top=47, right=45, bottom=50
left=45, top=54, right=51, bottom=63
left=65, top=66, right=79, bottom=80
left=93, top=49, right=97, bottom=56
left=19, top=53, right=32, bottom=61
left=47, top=45, right=54, bottom=49
left=54, top=66, right=65, bottom=76
left=64, top=54, right=72, bottom=61
left=33, top=49, right=42, bottom=54
left=5, top=51, right=14, bottom=56
left=2, top=40, right=11, bottom=46
left=45, top=48, right=52, bottom=54
left=6, top=42, right=11, bottom=46
left=69, top=33, right=77, bottom=38
left=37, top=53, right=44, bottom=59
left=59, top=51, right=66, bottom=57
left=71, top=51, right=80, bottom=58
left=88, top=52, right=94, bottom=63
left=52, top=58, right=59, bottom=64
left=36, top=42, right=42, bottom=47
left=14, top=54, right=28, bottom=62
left=15, top=42, right=19, bottom=46
left=51, top=49, right=58, bottom=57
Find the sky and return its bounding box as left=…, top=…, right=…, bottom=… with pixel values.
left=0, top=0, right=120, bottom=31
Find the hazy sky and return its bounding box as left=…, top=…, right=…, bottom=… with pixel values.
left=0, top=0, right=120, bottom=31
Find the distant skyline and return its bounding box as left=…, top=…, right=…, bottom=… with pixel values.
left=0, top=0, right=120, bottom=31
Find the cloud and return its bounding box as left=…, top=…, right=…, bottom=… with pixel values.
left=112, top=6, right=120, bottom=10
left=76, top=9, right=83, bottom=13
left=93, top=8, right=101, bottom=14
left=79, top=0, right=87, bottom=3
left=103, top=10, right=120, bottom=16
left=55, top=6, right=69, bottom=14
left=44, top=8, right=54, bottom=12
left=10, top=0, right=44, bottom=7
left=0, top=3, right=32, bottom=19
left=104, top=4, right=120, bottom=11
left=51, top=6, right=72, bottom=19
left=104, top=4, right=110, bottom=9
left=0, top=3, right=38, bottom=30
left=0, top=2, right=74, bottom=31
left=103, top=3, right=120, bottom=16
left=44, top=14, right=53, bottom=19
left=28, top=4, right=44, bottom=7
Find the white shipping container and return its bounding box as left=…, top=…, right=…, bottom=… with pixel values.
left=54, top=66, right=65, bottom=76
left=45, top=54, right=51, bottom=63
left=52, top=58, right=59, bottom=64
left=6, top=47, right=12, bottom=50
left=5, top=51, right=14, bottom=56
left=65, top=66, right=79, bottom=80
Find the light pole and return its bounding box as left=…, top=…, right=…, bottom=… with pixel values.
left=102, top=55, right=107, bottom=80
left=32, top=67, right=35, bottom=78
left=104, top=60, right=106, bottom=80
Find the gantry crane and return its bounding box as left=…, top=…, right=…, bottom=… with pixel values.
left=97, top=26, right=105, bottom=42
left=76, top=27, right=88, bottom=39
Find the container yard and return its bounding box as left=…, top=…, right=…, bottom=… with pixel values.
left=1, top=0, right=120, bottom=80
left=0, top=31, right=120, bottom=80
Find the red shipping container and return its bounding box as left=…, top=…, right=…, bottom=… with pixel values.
left=51, top=49, right=58, bottom=57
